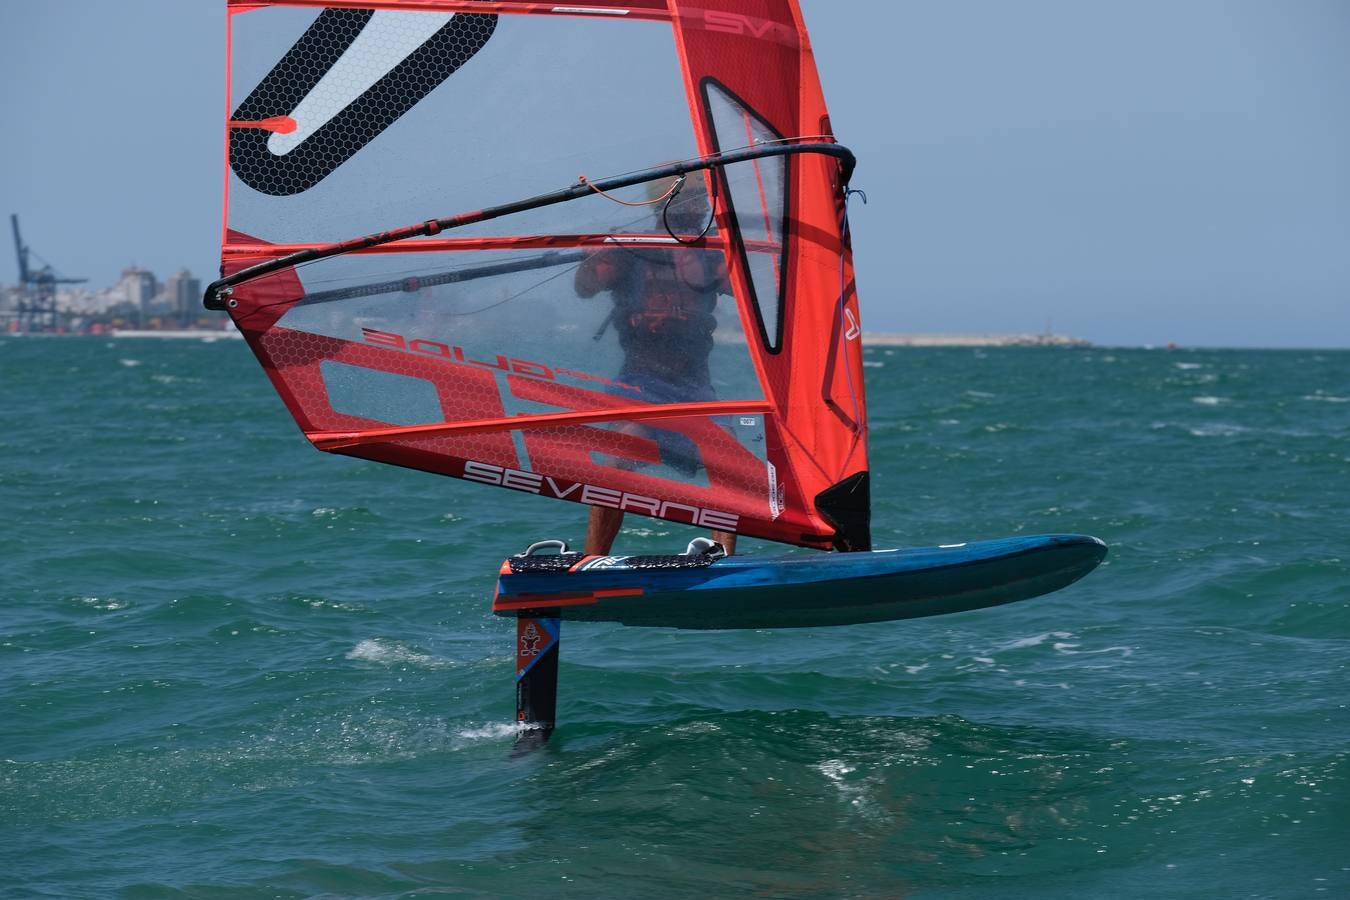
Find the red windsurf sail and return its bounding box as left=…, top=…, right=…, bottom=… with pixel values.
left=212, top=0, right=870, bottom=550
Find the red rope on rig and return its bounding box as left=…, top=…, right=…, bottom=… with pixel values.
left=577, top=173, right=684, bottom=207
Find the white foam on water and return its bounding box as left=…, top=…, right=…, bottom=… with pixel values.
left=1302, top=393, right=1349, bottom=403
left=1054, top=642, right=1134, bottom=657
left=816, top=759, right=856, bottom=781
left=624, top=527, right=671, bottom=537
left=1174, top=362, right=1204, bottom=370
left=1189, top=423, right=1248, bottom=437
left=998, top=631, right=1075, bottom=651
left=1191, top=396, right=1228, bottom=406
left=346, top=638, right=453, bottom=669
left=119, top=359, right=142, bottom=367
left=815, top=758, right=890, bottom=821
left=569, top=740, right=641, bottom=775
left=454, top=722, right=526, bottom=745
left=298, top=596, right=364, bottom=612
left=73, top=596, right=130, bottom=611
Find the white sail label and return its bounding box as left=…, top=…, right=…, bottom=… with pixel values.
left=768, top=460, right=784, bottom=519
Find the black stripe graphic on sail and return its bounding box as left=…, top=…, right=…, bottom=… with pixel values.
left=230, top=9, right=497, bottom=196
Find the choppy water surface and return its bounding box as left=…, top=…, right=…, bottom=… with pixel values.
left=2, top=338, right=1346, bottom=898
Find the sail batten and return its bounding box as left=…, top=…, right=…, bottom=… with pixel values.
left=310, top=399, right=774, bottom=448
left=215, top=0, right=869, bottom=549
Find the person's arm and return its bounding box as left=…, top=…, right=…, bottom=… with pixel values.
left=575, top=250, right=621, bottom=298
left=673, top=252, right=730, bottom=295
left=712, top=255, right=731, bottom=296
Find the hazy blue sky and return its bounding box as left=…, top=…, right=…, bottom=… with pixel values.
left=1, top=1, right=1347, bottom=347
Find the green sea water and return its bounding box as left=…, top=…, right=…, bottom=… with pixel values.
left=2, top=337, right=1347, bottom=898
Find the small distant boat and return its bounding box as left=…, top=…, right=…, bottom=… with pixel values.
left=206, top=1, right=1105, bottom=741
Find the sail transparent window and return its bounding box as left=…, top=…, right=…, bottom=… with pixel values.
left=702, top=81, right=788, bottom=351
left=265, top=238, right=767, bottom=490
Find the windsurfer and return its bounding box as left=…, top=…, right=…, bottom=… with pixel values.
left=575, top=182, right=737, bottom=557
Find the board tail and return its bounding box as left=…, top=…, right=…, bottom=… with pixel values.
left=514, top=615, right=560, bottom=746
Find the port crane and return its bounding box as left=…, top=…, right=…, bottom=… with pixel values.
left=10, top=214, right=86, bottom=333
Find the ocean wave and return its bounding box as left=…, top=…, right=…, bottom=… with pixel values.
left=1188, top=423, right=1249, bottom=437
left=66, top=595, right=132, bottom=612
left=453, top=722, right=528, bottom=745
left=345, top=638, right=455, bottom=669
left=997, top=631, right=1076, bottom=651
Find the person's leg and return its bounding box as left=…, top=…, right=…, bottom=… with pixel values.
left=586, top=505, right=624, bottom=555
left=711, top=530, right=737, bottom=556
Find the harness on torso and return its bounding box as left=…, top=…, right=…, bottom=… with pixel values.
left=614, top=249, right=719, bottom=333
left=611, top=250, right=721, bottom=383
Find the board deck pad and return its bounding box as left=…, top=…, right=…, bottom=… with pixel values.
left=507, top=551, right=720, bottom=575
left=493, top=534, right=1107, bottom=630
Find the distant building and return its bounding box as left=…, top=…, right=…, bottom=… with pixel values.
left=0, top=285, right=20, bottom=331
left=162, top=268, right=202, bottom=325
left=1, top=263, right=220, bottom=333
left=118, top=266, right=158, bottom=323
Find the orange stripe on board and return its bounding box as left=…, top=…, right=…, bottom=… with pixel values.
left=495, top=593, right=599, bottom=611
left=570, top=555, right=601, bottom=572
left=494, top=586, right=643, bottom=611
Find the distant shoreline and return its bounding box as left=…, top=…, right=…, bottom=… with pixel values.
left=863, top=332, right=1091, bottom=347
